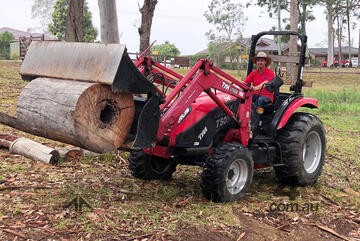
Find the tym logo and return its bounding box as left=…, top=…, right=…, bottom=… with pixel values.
left=229, top=87, right=238, bottom=95
left=198, top=126, right=208, bottom=140
left=222, top=82, right=230, bottom=91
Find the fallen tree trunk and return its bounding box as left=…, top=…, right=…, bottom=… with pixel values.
left=9, top=138, right=60, bottom=165
left=0, top=78, right=135, bottom=153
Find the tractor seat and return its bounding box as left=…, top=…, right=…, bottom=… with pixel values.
left=263, top=76, right=283, bottom=110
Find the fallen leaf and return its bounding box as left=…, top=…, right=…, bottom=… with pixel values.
left=335, top=193, right=349, bottom=198
left=173, top=196, right=192, bottom=208
left=210, top=227, right=217, bottom=232
left=236, top=232, right=246, bottom=241
left=343, top=187, right=360, bottom=197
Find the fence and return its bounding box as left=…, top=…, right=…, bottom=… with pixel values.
left=128, top=52, right=193, bottom=68
left=19, top=35, right=45, bottom=59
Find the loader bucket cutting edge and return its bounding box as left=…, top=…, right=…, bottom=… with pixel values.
left=20, top=41, right=161, bottom=148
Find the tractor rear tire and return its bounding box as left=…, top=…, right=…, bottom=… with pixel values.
left=275, top=112, right=326, bottom=186
left=201, top=142, right=253, bottom=202
left=128, top=149, right=177, bottom=180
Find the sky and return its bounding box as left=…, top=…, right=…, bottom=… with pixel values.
left=0, top=0, right=356, bottom=55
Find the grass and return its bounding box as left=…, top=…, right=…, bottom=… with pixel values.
left=0, top=62, right=359, bottom=240
left=303, top=88, right=360, bottom=113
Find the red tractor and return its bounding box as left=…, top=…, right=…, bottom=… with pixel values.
left=16, top=31, right=325, bottom=202
left=117, top=31, right=326, bottom=202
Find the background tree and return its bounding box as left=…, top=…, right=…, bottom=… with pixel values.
left=256, top=0, right=318, bottom=35
left=288, top=0, right=299, bottom=83
left=48, top=0, right=97, bottom=42
left=326, top=1, right=335, bottom=67
left=138, top=0, right=158, bottom=53
left=98, top=0, right=120, bottom=44
left=31, top=0, right=56, bottom=32
left=341, top=0, right=360, bottom=66
left=204, top=0, right=246, bottom=64
left=151, top=41, right=180, bottom=56
left=318, top=0, right=336, bottom=66
left=334, top=0, right=345, bottom=64
left=65, top=0, right=84, bottom=42
left=0, top=31, right=14, bottom=59
left=207, top=36, right=228, bottom=66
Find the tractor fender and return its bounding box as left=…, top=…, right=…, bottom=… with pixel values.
left=276, top=97, right=318, bottom=130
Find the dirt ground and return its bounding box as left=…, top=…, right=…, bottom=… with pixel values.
left=0, top=61, right=359, bottom=240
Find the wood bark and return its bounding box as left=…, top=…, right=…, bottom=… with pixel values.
left=287, top=0, right=299, bottom=85
left=12, top=78, right=134, bottom=153
left=138, top=0, right=158, bottom=53
left=98, top=0, right=120, bottom=44
left=336, top=14, right=343, bottom=65
left=358, top=28, right=360, bottom=68
left=65, top=0, right=84, bottom=42
left=346, top=0, right=352, bottom=63
left=9, top=138, right=60, bottom=165
left=327, top=5, right=334, bottom=68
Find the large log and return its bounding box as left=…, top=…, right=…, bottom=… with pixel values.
left=15, top=78, right=135, bottom=153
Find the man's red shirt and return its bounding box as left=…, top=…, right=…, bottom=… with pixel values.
left=244, top=67, right=275, bottom=102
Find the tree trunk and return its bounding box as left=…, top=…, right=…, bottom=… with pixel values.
left=300, top=3, right=306, bottom=35
left=346, top=1, right=351, bottom=63
left=287, top=0, right=299, bottom=85
left=138, top=0, right=158, bottom=53
left=65, top=0, right=84, bottom=42
left=12, top=78, right=134, bottom=153
left=358, top=28, right=360, bottom=68
left=336, top=15, right=343, bottom=65
left=98, top=0, right=120, bottom=44
left=277, top=0, right=282, bottom=55
left=228, top=35, right=232, bottom=64
left=327, top=5, right=334, bottom=68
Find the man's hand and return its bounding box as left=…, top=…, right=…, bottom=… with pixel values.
left=252, top=81, right=269, bottom=91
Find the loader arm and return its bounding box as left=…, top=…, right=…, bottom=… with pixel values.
left=144, top=59, right=253, bottom=158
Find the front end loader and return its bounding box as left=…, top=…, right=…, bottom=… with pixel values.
left=20, top=31, right=326, bottom=203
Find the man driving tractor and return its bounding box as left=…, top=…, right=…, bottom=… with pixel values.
left=244, top=51, right=275, bottom=107
left=244, top=51, right=275, bottom=129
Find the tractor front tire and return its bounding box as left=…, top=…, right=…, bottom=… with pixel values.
left=275, top=112, right=326, bottom=186
left=201, top=142, right=254, bottom=202
left=128, top=149, right=177, bottom=180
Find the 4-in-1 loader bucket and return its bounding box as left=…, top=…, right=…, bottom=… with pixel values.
left=20, top=41, right=162, bottom=148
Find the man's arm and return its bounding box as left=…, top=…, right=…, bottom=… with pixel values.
left=243, top=71, right=254, bottom=85
left=251, top=81, right=269, bottom=91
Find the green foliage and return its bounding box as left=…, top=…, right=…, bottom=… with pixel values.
left=304, top=88, right=360, bottom=113
left=206, top=35, right=246, bottom=69
left=204, top=0, right=247, bottom=64
left=183, top=53, right=210, bottom=65
left=48, top=0, right=98, bottom=42
left=256, top=0, right=319, bottom=35
left=0, top=31, right=14, bottom=59
left=0, top=31, right=14, bottom=44
left=204, top=0, right=246, bottom=38
left=151, top=41, right=180, bottom=56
